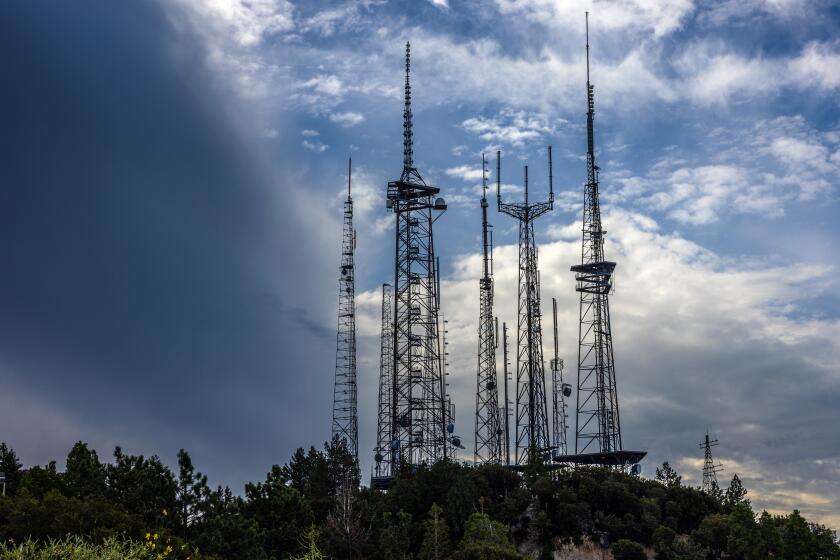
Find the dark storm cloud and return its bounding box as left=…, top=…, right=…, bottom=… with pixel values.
left=0, top=0, right=335, bottom=487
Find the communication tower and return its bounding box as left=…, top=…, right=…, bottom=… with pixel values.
left=385, top=42, right=449, bottom=472
left=474, top=154, right=502, bottom=465
left=496, top=150, right=554, bottom=465
left=551, top=298, right=571, bottom=458
left=331, top=158, right=358, bottom=462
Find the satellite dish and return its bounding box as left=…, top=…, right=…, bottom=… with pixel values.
left=487, top=381, right=496, bottom=390
left=563, top=383, right=572, bottom=397
left=374, top=453, right=383, bottom=463
left=447, top=422, right=455, bottom=434
left=631, top=464, right=642, bottom=476
left=434, top=197, right=447, bottom=210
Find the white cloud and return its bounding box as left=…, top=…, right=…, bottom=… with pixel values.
left=302, top=139, right=328, bottom=152
left=262, top=128, right=279, bottom=138
left=428, top=0, right=449, bottom=8
left=610, top=115, right=840, bottom=224
left=461, top=109, right=559, bottom=147
left=494, top=0, right=695, bottom=38
left=445, top=165, right=485, bottom=182
left=301, top=129, right=320, bottom=137
left=182, top=0, right=295, bottom=47
left=329, top=111, right=366, bottom=127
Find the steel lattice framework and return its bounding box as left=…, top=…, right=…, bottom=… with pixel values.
left=496, top=150, right=554, bottom=466
left=551, top=298, right=570, bottom=458
left=572, top=15, right=622, bottom=458
left=374, top=284, right=394, bottom=477
left=474, top=154, right=502, bottom=465
left=386, top=42, right=449, bottom=470
left=700, top=432, right=723, bottom=493
left=332, top=158, right=358, bottom=461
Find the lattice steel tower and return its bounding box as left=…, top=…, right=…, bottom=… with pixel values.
left=474, top=154, right=502, bottom=465
left=497, top=149, right=554, bottom=465
left=332, top=158, right=358, bottom=461
left=374, top=284, right=394, bottom=477
left=551, top=298, right=571, bottom=458
left=699, top=432, right=723, bottom=493
left=572, top=14, right=622, bottom=458
left=386, top=42, right=449, bottom=469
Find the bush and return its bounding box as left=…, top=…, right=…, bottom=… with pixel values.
left=611, top=539, right=646, bottom=560
left=0, top=535, right=150, bottom=559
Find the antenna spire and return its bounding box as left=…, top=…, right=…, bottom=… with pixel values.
left=585, top=12, right=591, bottom=86
left=348, top=157, right=352, bottom=198
left=403, top=42, right=413, bottom=174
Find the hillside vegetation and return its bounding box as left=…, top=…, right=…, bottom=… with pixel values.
left=0, top=440, right=837, bottom=559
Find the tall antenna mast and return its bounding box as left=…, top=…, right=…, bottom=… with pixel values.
left=474, top=153, right=502, bottom=465
left=377, top=42, right=449, bottom=487
left=568, top=13, right=645, bottom=470
left=497, top=148, right=554, bottom=466
left=332, top=158, right=358, bottom=462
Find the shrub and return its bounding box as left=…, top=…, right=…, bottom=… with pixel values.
left=0, top=535, right=150, bottom=559
left=611, top=538, right=646, bottom=560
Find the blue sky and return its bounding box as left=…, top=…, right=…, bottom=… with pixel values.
left=2, top=0, right=840, bottom=528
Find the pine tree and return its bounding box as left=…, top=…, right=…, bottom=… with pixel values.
left=0, top=442, right=23, bottom=496
left=655, top=462, right=681, bottom=488
left=419, top=503, right=451, bottom=560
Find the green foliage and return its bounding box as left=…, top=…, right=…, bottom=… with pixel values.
left=655, top=462, right=681, bottom=488
left=0, top=439, right=838, bottom=560
left=0, top=443, right=23, bottom=498
left=105, top=447, right=177, bottom=527
left=243, top=465, right=313, bottom=558
left=64, top=442, right=106, bottom=499
left=610, top=538, right=646, bottom=560
left=418, top=503, right=451, bottom=560
left=0, top=536, right=150, bottom=560
left=723, top=474, right=748, bottom=509
left=452, top=512, right=522, bottom=560
left=379, top=511, right=412, bottom=560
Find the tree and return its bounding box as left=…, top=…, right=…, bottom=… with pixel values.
left=610, top=539, right=646, bottom=560
left=243, top=464, right=314, bottom=558
left=105, top=446, right=177, bottom=526
left=419, top=503, right=451, bottom=560
left=325, top=468, right=367, bottom=560
left=192, top=486, right=267, bottom=560
left=63, top=442, right=106, bottom=498
left=380, top=511, right=412, bottom=560
left=693, top=513, right=729, bottom=559
left=779, top=510, right=817, bottom=560
left=724, top=474, right=748, bottom=509
left=452, top=512, right=522, bottom=560
left=0, top=443, right=23, bottom=497
left=726, top=504, right=763, bottom=560
left=175, top=449, right=210, bottom=541
left=655, top=462, right=681, bottom=488
left=295, top=526, right=327, bottom=560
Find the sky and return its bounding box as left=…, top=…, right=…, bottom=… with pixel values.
left=2, top=0, right=840, bottom=528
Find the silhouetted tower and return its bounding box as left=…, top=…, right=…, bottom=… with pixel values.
left=332, top=158, right=358, bottom=461
left=699, top=432, right=723, bottom=493
left=551, top=298, right=571, bottom=458
left=386, top=42, right=449, bottom=470
left=474, top=154, right=502, bottom=465
left=374, top=283, right=394, bottom=477
left=497, top=149, right=554, bottom=465
left=572, top=14, right=622, bottom=458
